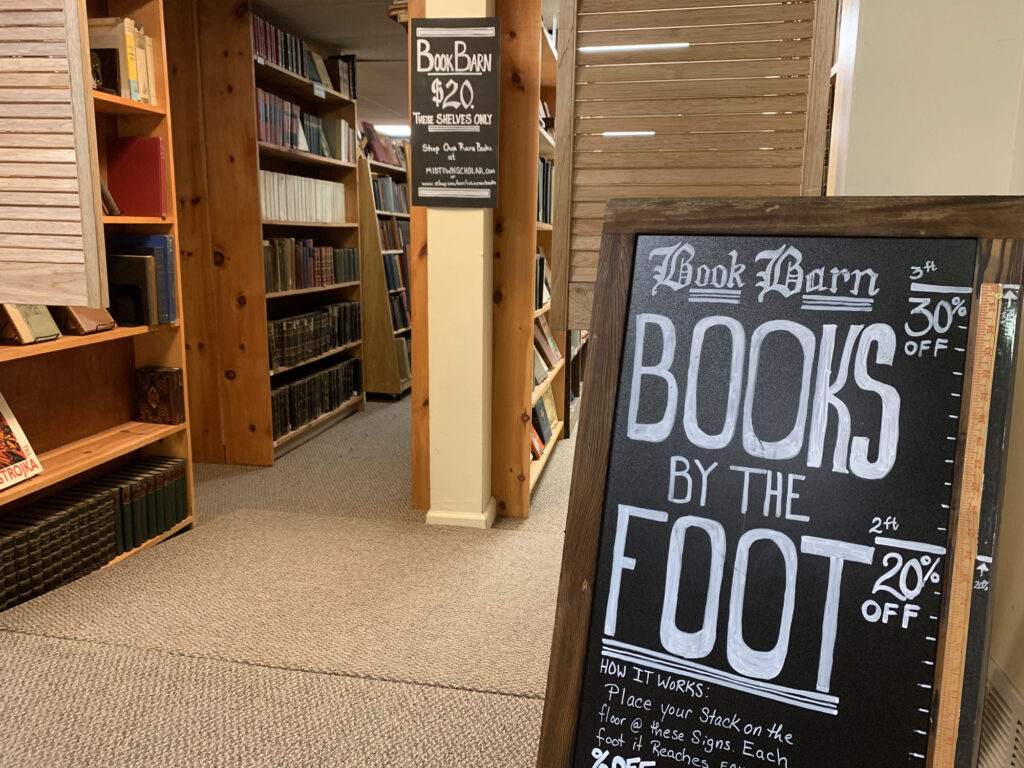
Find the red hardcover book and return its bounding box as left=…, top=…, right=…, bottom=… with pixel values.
left=106, top=136, right=166, bottom=217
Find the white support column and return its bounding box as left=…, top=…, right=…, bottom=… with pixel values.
left=424, top=0, right=497, bottom=528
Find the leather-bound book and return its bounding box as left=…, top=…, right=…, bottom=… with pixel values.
left=50, top=306, right=117, bottom=335
left=136, top=366, right=185, bottom=425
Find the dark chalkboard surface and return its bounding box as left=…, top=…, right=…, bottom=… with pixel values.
left=536, top=200, right=1024, bottom=768
left=569, top=235, right=977, bottom=767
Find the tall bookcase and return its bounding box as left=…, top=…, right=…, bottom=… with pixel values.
left=0, top=0, right=194, bottom=558
left=165, top=2, right=363, bottom=465
left=358, top=155, right=412, bottom=396
left=490, top=10, right=567, bottom=519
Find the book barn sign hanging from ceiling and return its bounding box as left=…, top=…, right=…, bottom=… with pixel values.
left=537, top=197, right=1024, bottom=768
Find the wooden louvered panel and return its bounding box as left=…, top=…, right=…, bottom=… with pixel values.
left=576, top=2, right=814, bottom=31
left=551, top=0, right=837, bottom=330
left=0, top=0, right=105, bottom=305
left=576, top=20, right=814, bottom=47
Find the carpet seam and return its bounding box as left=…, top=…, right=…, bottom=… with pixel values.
left=0, top=626, right=546, bottom=702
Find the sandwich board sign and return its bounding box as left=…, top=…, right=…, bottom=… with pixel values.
left=537, top=197, right=1024, bottom=768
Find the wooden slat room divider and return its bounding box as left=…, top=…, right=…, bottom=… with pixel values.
left=0, top=0, right=106, bottom=306
left=551, top=0, right=838, bottom=330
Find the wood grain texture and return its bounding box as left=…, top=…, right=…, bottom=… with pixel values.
left=536, top=232, right=635, bottom=767
left=576, top=19, right=813, bottom=47
left=550, top=0, right=577, bottom=333
left=409, top=0, right=428, bottom=511
left=164, top=0, right=223, bottom=463
left=576, top=1, right=813, bottom=31
left=491, top=0, right=544, bottom=519
left=801, top=0, right=838, bottom=194
left=194, top=0, right=272, bottom=465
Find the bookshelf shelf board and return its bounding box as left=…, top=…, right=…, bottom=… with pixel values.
left=531, top=356, right=566, bottom=406
left=369, top=159, right=408, bottom=177
left=388, top=287, right=406, bottom=295
left=92, top=91, right=165, bottom=116
left=530, top=418, right=563, bottom=492
left=0, top=421, right=187, bottom=506
left=393, top=326, right=411, bottom=336
left=266, top=281, right=360, bottom=299
left=270, top=339, right=362, bottom=377
left=539, top=125, right=555, bottom=159
left=262, top=219, right=359, bottom=228
left=274, top=393, right=363, bottom=455
left=0, top=325, right=167, bottom=363
left=541, top=29, right=558, bottom=88
left=253, top=57, right=352, bottom=106
left=103, top=215, right=174, bottom=225
left=537, top=221, right=553, bottom=231
left=376, top=210, right=410, bottom=219
left=533, top=302, right=551, bottom=319
left=257, top=141, right=357, bottom=169
left=104, top=516, right=193, bottom=568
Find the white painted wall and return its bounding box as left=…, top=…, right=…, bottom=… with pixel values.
left=830, top=0, right=1024, bottom=691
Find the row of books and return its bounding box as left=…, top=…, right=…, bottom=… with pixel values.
left=531, top=387, right=560, bottom=459
left=395, top=336, right=412, bottom=382
left=379, top=218, right=410, bottom=252
left=361, top=122, right=408, bottom=169
left=372, top=176, right=409, bottom=214
left=267, top=303, right=361, bottom=371
left=259, top=170, right=347, bottom=224
left=251, top=16, right=357, bottom=99
left=533, top=314, right=562, bottom=386
left=535, top=250, right=552, bottom=311
left=389, top=293, right=411, bottom=331
left=0, top=457, right=187, bottom=611
left=383, top=250, right=409, bottom=292
left=88, top=17, right=157, bottom=105
left=256, top=89, right=357, bottom=163
left=262, top=239, right=359, bottom=294
left=538, top=157, right=554, bottom=225
left=271, top=358, right=362, bottom=441
left=107, top=234, right=177, bottom=326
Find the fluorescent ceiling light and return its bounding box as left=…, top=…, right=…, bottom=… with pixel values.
left=376, top=125, right=411, bottom=138
left=602, top=131, right=656, bottom=137
left=578, top=42, right=690, bottom=53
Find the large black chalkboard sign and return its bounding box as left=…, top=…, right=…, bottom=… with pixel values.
left=537, top=197, right=1024, bottom=768
left=410, top=17, right=500, bottom=208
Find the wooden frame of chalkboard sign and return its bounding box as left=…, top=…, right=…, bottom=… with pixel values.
left=537, top=196, right=1024, bottom=768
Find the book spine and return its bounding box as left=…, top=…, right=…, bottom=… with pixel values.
left=123, top=19, right=140, bottom=101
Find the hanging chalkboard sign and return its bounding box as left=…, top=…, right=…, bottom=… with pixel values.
left=410, top=17, right=500, bottom=208
left=537, top=197, right=1024, bottom=768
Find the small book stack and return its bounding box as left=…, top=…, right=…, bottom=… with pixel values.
left=259, top=170, right=347, bottom=224
left=537, top=157, right=553, bottom=224
left=88, top=17, right=157, bottom=104
left=262, top=238, right=358, bottom=293
left=271, top=358, right=362, bottom=440
left=371, top=176, right=409, bottom=213
left=388, top=293, right=411, bottom=331
left=378, top=218, right=410, bottom=251
left=0, top=456, right=187, bottom=612
left=360, top=122, right=407, bottom=169
left=267, top=303, right=361, bottom=371
left=382, top=250, right=409, bottom=292
left=535, top=251, right=552, bottom=311
left=106, top=234, right=177, bottom=326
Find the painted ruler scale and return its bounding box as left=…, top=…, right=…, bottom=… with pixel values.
left=930, top=283, right=1003, bottom=768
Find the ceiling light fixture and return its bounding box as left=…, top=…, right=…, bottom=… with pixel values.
left=579, top=42, right=690, bottom=53
left=376, top=125, right=412, bottom=138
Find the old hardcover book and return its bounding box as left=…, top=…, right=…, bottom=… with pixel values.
left=533, top=347, right=549, bottom=386
left=0, top=305, right=61, bottom=344
left=106, top=136, right=167, bottom=217
left=532, top=402, right=552, bottom=444
left=530, top=425, right=544, bottom=459
left=0, top=392, right=41, bottom=493
left=537, top=314, right=562, bottom=363
left=50, top=306, right=117, bottom=335
left=534, top=324, right=559, bottom=368
left=136, top=366, right=186, bottom=425
left=542, top=387, right=559, bottom=428
left=107, top=254, right=158, bottom=326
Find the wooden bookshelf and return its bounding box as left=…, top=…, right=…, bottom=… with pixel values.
left=0, top=0, right=195, bottom=565
left=358, top=155, right=412, bottom=397
left=165, top=3, right=365, bottom=464
left=489, top=15, right=567, bottom=518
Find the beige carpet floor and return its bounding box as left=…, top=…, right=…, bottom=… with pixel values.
left=0, top=399, right=577, bottom=767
